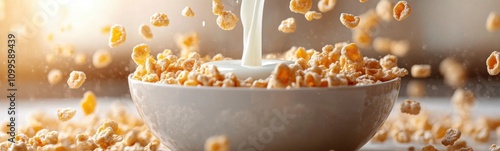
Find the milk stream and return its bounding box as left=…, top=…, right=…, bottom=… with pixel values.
left=205, top=0, right=292, bottom=80
left=241, top=0, right=264, bottom=66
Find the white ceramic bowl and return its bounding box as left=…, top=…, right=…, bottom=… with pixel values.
left=128, top=75, right=400, bottom=151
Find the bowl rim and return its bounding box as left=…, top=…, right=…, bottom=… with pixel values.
left=128, top=74, right=400, bottom=91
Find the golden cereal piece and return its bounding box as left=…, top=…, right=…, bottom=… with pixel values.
left=340, top=13, right=360, bottom=29
left=278, top=17, right=297, bottom=33
left=376, top=0, right=392, bottom=22
left=212, top=0, right=224, bottom=15
left=132, top=43, right=152, bottom=66
left=204, top=135, right=229, bottom=151
left=57, top=108, right=76, bottom=122
left=486, top=12, right=500, bottom=32
left=440, top=57, right=467, bottom=88
left=421, top=145, right=438, bottom=151
left=182, top=6, right=195, bottom=17
left=341, top=43, right=363, bottom=62
left=318, top=0, right=336, bottom=13
left=487, top=51, right=500, bottom=75
left=305, top=11, right=322, bottom=21
left=80, top=91, right=97, bottom=115
left=289, top=0, right=312, bottom=14
left=441, top=128, right=461, bottom=146
left=67, top=71, right=86, bottom=89
left=359, top=0, right=367, bottom=3
left=108, top=24, right=127, bottom=48
left=393, top=1, right=411, bottom=21
left=92, top=49, right=112, bottom=69
left=139, top=24, right=153, bottom=40
left=47, top=69, right=63, bottom=86
left=400, top=99, right=420, bottom=115
left=373, top=37, right=392, bottom=54
left=390, top=40, right=410, bottom=57
left=370, top=129, right=388, bottom=142
left=93, top=121, right=122, bottom=149
left=74, top=53, right=87, bottom=65
left=150, top=13, right=170, bottom=27
left=473, top=127, right=490, bottom=142
left=411, top=64, right=431, bottom=78
left=217, top=11, right=239, bottom=31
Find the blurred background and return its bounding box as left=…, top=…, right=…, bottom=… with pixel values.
left=0, top=0, right=500, bottom=99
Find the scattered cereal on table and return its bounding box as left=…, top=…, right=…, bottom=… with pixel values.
left=400, top=99, right=420, bottom=115
left=216, top=11, right=239, bottom=31
left=204, top=135, right=229, bottom=151
left=305, top=11, right=322, bottom=21
left=212, top=0, right=224, bottom=15
left=150, top=13, right=170, bottom=27
left=182, top=6, right=195, bottom=17
left=47, top=69, right=63, bottom=86
left=487, top=51, right=500, bottom=75
left=67, top=71, right=86, bottom=89
left=81, top=91, right=97, bottom=115
left=486, top=12, right=500, bottom=32
left=57, top=108, right=76, bottom=122
left=393, top=1, right=411, bottom=21
left=318, top=0, right=336, bottom=13
left=376, top=0, right=392, bottom=22
left=340, top=13, right=360, bottom=29
left=289, top=0, right=313, bottom=14
left=278, top=17, right=297, bottom=33
left=411, top=64, right=431, bottom=78
left=139, top=24, right=153, bottom=40
left=108, top=24, right=127, bottom=48
left=441, top=128, right=461, bottom=146
left=92, top=49, right=112, bottom=69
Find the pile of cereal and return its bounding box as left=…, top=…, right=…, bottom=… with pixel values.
left=130, top=42, right=408, bottom=88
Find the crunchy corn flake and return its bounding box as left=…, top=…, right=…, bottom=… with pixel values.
left=441, top=128, right=462, bottom=146
left=216, top=11, right=239, bottom=31
left=411, top=64, right=431, bottom=78
left=47, top=69, right=63, bottom=86
left=139, top=24, right=153, bottom=40
left=318, top=0, right=336, bottom=13
left=57, top=108, right=76, bottom=122
left=486, top=12, right=500, bottom=32
left=305, top=11, right=322, bottom=21
left=400, top=99, right=421, bottom=115
left=204, top=135, right=229, bottom=151
left=182, top=6, right=195, bottom=17
left=81, top=91, right=97, bottom=115
left=92, top=49, right=112, bottom=69
left=487, top=51, right=500, bottom=75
